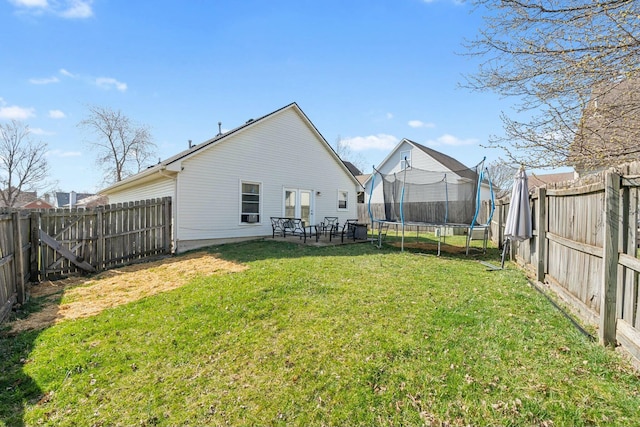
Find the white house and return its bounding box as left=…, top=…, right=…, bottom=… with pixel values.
left=100, top=103, right=362, bottom=253
left=363, top=138, right=492, bottom=225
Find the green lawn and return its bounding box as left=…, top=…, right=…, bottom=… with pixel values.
left=2, top=240, right=640, bottom=426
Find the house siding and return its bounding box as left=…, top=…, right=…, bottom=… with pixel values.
left=102, top=104, right=360, bottom=253
left=175, top=108, right=358, bottom=247
left=107, top=175, right=175, bottom=204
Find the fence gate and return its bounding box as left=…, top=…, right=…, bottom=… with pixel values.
left=37, top=198, right=172, bottom=279
left=38, top=209, right=99, bottom=278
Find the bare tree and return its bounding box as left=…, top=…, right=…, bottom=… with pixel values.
left=464, top=0, right=640, bottom=170
left=486, top=160, right=518, bottom=197
left=78, top=105, right=156, bottom=184
left=333, top=136, right=367, bottom=174
left=0, top=121, right=50, bottom=208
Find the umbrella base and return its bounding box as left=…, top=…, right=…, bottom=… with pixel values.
left=481, top=238, right=510, bottom=271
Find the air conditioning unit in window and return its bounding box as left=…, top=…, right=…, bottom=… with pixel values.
left=247, top=214, right=259, bottom=223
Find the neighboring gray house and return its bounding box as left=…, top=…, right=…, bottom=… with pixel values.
left=363, top=138, right=492, bottom=205
left=100, top=102, right=362, bottom=253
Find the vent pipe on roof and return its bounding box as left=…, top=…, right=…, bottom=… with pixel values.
left=217, top=122, right=222, bottom=136
left=188, top=139, right=193, bottom=148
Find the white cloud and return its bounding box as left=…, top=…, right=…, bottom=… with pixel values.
left=95, top=77, right=127, bottom=92
left=408, top=120, right=436, bottom=129
left=9, top=0, right=48, bottom=8
left=342, top=134, right=399, bottom=151
left=9, top=0, right=93, bottom=19
left=29, top=76, right=60, bottom=84
left=48, top=109, right=66, bottom=119
left=60, top=0, right=93, bottom=18
left=386, top=112, right=394, bottom=119
left=0, top=99, right=36, bottom=120
left=59, top=68, right=76, bottom=78
left=425, top=133, right=478, bottom=147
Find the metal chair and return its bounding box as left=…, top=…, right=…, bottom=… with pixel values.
left=321, top=216, right=339, bottom=238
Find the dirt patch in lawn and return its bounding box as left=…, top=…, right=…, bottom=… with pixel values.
left=6, top=251, right=246, bottom=335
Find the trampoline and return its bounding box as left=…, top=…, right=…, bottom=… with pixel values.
left=367, top=157, right=495, bottom=255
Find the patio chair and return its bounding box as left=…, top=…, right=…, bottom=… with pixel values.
left=320, top=216, right=339, bottom=238
left=340, top=219, right=359, bottom=243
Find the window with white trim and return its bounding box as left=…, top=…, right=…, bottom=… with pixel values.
left=400, top=149, right=411, bottom=170
left=338, top=190, right=348, bottom=210
left=240, top=181, right=260, bottom=223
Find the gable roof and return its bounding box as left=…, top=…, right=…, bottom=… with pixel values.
left=408, top=140, right=478, bottom=181
left=101, top=102, right=360, bottom=194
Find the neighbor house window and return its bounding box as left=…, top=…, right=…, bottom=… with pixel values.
left=338, top=190, right=348, bottom=210
left=400, top=150, right=411, bottom=170
left=240, top=181, right=260, bottom=223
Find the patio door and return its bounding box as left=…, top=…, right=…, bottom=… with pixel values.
left=284, top=189, right=314, bottom=225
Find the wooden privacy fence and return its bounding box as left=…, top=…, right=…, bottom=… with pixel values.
left=0, top=211, right=32, bottom=323
left=484, top=162, right=640, bottom=362
left=0, top=197, right=172, bottom=322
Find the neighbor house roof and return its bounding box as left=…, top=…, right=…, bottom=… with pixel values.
left=355, top=174, right=370, bottom=187
left=21, top=198, right=54, bottom=209
left=409, top=140, right=478, bottom=181
left=101, top=102, right=361, bottom=194
left=342, top=161, right=362, bottom=176
left=527, top=172, right=576, bottom=192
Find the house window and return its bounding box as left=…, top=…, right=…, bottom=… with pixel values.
left=240, top=181, right=260, bottom=223
left=400, top=150, right=411, bottom=170
left=338, top=190, right=348, bottom=210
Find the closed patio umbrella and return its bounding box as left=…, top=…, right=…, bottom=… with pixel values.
left=501, top=166, right=532, bottom=267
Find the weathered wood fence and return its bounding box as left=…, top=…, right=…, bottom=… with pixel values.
left=0, top=210, right=31, bottom=323
left=485, top=162, right=640, bottom=362
left=0, top=197, right=172, bottom=322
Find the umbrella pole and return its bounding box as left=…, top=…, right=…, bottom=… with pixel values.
left=500, top=238, right=510, bottom=269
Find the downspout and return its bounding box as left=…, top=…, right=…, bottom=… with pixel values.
left=158, top=166, right=179, bottom=254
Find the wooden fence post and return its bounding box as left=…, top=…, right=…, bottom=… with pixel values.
left=536, top=187, right=546, bottom=282
left=12, top=211, right=25, bottom=304
left=96, top=207, right=104, bottom=272
left=29, top=211, right=39, bottom=282
left=600, top=171, right=620, bottom=346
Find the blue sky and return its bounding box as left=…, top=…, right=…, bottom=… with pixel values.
left=1, top=0, right=515, bottom=193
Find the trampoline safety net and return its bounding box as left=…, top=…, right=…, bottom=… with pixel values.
left=380, top=165, right=482, bottom=225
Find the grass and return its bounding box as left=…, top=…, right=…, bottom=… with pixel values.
left=2, top=239, right=640, bottom=426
